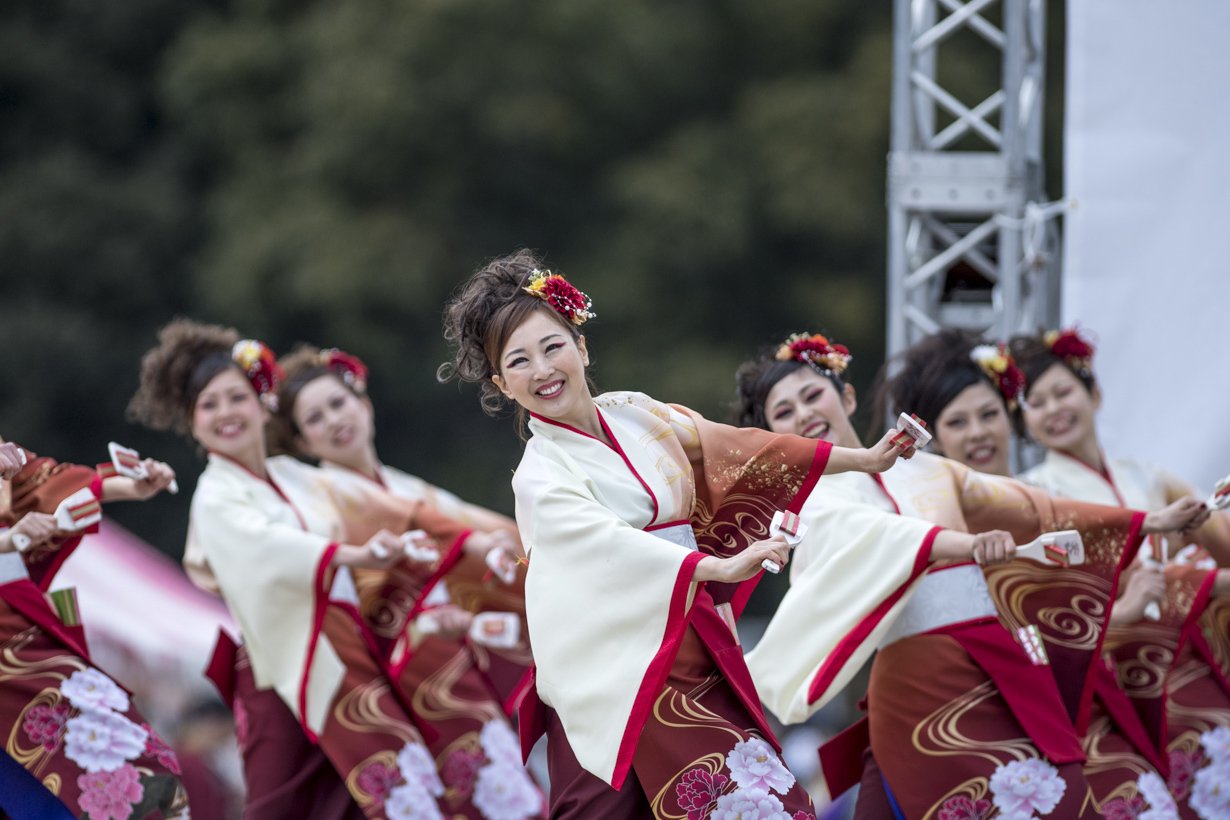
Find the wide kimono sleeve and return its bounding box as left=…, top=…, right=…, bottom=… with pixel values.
left=1, top=447, right=103, bottom=589
left=957, top=464, right=1144, bottom=729
left=513, top=437, right=705, bottom=788
left=188, top=474, right=343, bottom=738
left=744, top=480, right=940, bottom=726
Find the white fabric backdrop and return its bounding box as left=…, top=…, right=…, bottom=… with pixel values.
left=1064, top=0, right=1230, bottom=491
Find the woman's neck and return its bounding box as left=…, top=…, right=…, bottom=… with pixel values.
left=217, top=444, right=268, bottom=480
left=1060, top=434, right=1105, bottom=475
left=547, top=395, right=610, bottom=447
left=326, top=443, right=382, bottom=482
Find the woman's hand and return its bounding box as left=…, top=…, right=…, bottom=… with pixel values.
left=971, top=530, right=1016, bottom=567
left=1143, top=497, right=1209, bottom=535
left=462, top=529, right=518, bottom=559
left=695, top=535, right=791, bottom=584
left=101, top=459, right=177, bottom=502
left=430, top=605, right=474, bottom=641
left=0, top=443, right=25, bottom=480
left=333, top=530, right=406, bottom=570
left=1110, top=563, right=1166, bottom=625
left=0, top=512, right=58, bottom=554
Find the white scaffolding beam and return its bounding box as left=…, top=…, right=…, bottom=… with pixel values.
left=886, top=0, right=1061, bottom=355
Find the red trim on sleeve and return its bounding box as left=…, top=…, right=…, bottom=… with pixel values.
left=609, top=549, right=705, bottom=790
left=0, top=578, right=92, bottom=660
left=785, top=440, right=832, bottom=515
left=408, top=529, right=473, bottom=619
left=1182, top=572, right=1230, bottom=700
left=297, top=541, right=340, bottom=742
left=807, top=526, right=940, bottom=705
left=1074, top=511, right=1145, bottom=736
left=503, top=666, right=536, bottom=719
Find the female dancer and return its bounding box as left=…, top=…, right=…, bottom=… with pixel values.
left=438, top=250, right=918, bottom=819
left=739, top=332, right=1205, bottom=819
left=1011, top=328, right=1230, bottom=810
left=0, top=436, right=187, bottom=819
left=267, top=344, right=543, bottom=820
left=129, top=319, right=459, bottom=820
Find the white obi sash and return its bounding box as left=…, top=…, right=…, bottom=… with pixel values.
left=877, top=564, right=997, bottom=648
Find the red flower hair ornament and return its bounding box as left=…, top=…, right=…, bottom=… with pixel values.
left=320, top=348, right=369, bottom=395
left=775, top=332, right=852, bottom=377
left=1044, top=328, right=1095, bottom=377
left=970, top=343, right=1026, bottom=410
left=522, top=269, right=594, bottom=326
left=232, top=340, right=286, bottom=412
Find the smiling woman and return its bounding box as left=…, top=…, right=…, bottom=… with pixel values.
left=129, top=319, right=468, bottom=820
left=438, top=250, right=910, bottom=820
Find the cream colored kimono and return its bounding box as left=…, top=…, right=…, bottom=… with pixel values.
left=1020, top=449, right=1230, bottom=560
left=185, top=453, right=349, bottom=738
left=747, top=454, right=947, bottom=725
left=512, top=391, right=828, bottom=787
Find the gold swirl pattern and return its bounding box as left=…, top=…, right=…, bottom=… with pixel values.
left=650, top=752, right=728, bottom=820
left=911, top=680, right=1035, bottom=766
left=345, top=750, right=399, bottom=809
left=1115, top=643, right=1173, bottom=698
left=983, top=563, right=1108, bottom=650
left=333, top=678, right=422, bottom=745
left=41, top=772, right=61, bottom=796
left=1200, top=599, right=1230, bottom=680
left=410, top=647, right=503, bottom=724
left=650, top=687, right=744, bottom=745
left=1168, top=657, right=1212, bottom=693
left=6, top=688, right=71, bottom=772
left=692, top=493, right=779, bottom=557
left=0, top=628, right=87, bottom=684
left=1103, top=621, right=1175, bottom=653
left=921, top=779, right=988, bottom=820
left=1163, top=698, right=1230, bottom=736
left=1081, top=714, right=1152, bottom=779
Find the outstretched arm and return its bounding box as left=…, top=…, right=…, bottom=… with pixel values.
left=824, top=429, right=914, bottom=475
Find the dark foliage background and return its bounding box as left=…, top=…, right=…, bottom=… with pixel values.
left=0, top=0, right=1064, bottom=614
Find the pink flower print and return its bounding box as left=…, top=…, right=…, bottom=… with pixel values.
left=938, top=795, right=993, bottom=820
left=61, top=669, right=129, bottom=715
left=988, top=759, right=1066, bottom=820
left=472, top=762, right=543, bottom=820
left=76, top=763, right=144, bottom=820
left=726, top=737, right=796, bottom=795
left=441, top=747, right=485, bottom=798
left=140, top=724, right=181, bottom=775
left=232, top=696, right=249, bottom=750
left=356, top=761, right=400, bottom=808
left=64, top=711, right=148, bottom=773
left=1167, top=748, right=1203, bottom=801
left=1191, top=760, right=1230, bottom=819
left=676, top=768, right=729, bottom=820
left=397, top=742, right=444, bottom=797
left=712, top=788, right=791, bottom=820
left=23, top=703, right=71, bottom=751
left=793, top=813, right=817, bottom=820
left=1100, top=797, right=1144, bottom=820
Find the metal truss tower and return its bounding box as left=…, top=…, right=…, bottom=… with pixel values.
left=886, top=0, right=1061, bottom=355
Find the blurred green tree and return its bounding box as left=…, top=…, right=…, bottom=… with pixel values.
left=1, top=0, right=1066, bottom=616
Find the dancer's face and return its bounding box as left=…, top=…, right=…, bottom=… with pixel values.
left=292, top=374, right=373, bottom=464
left=763, top=369, right=861, bottom=448
left=493, top=309, right=591, bottom=422
left=192, top=368, right=268, bottom=457
left=933, top=382, right=1012, bottom=477
left=1021, top=364, right=1100, bottom=454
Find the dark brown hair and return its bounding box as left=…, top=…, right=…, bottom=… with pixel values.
left=266, top=345, right=364, bottom=457
left=732, top=353, right=846, bottom=430
left=1008, top=333, right=1097, bottom=398
left=870, top=329, right=1004, bottom=441
left=438, top=249, right=585, bottom=417
left=127, top=318, right=242, bottom=436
